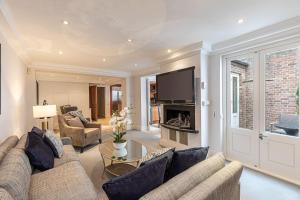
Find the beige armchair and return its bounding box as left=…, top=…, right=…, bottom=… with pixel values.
left=58, top=114, right=102, bottom=153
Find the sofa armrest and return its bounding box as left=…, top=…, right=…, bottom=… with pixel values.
left=85, top=122, right=102, bottom=129
left=61, top=137, right=72, bottom=145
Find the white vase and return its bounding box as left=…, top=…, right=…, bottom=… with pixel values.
left=113, top=148, right=128, bottom=157
left=113, top=141, right=127, bottom=149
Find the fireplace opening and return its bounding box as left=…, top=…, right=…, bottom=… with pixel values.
left=166, top=110, right=191, bottom=129
left=163, top=104, right=195, bottom=130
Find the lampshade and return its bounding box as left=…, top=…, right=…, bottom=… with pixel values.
left=33, top=105, right=57, bottom=118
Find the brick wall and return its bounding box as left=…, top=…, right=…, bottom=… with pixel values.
left=265, top=49, right=298, bottom=131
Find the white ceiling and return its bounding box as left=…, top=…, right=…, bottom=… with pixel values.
left=2, top=0, right=300, bottom=72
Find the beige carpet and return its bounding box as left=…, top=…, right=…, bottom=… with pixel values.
left=77, top=130, right=161, bottom=197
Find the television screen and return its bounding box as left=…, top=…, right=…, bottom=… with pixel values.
left=156, top=67, right=195, bottom=103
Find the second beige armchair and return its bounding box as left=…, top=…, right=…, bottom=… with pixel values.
left=58, top=114, right=102, bottom=153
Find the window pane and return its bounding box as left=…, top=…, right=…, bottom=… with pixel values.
left=265, top=48, right=299, bottom=137
left=230, top=58, right=254, bottom=130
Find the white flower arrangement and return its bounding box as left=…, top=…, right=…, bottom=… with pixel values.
left=109, top=107, right=132, bottom=143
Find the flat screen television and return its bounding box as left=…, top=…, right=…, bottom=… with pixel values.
left=156, top=66, right=195, bottom=103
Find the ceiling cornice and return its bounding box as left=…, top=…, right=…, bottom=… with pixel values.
left=211, top=16, right=300, bottom=55
left=158, top=41, right=211, bottom=65
left=29, top=63, right=131, bottom=78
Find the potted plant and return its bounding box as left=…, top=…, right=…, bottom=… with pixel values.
left=109, top=107, right=132, bottom=149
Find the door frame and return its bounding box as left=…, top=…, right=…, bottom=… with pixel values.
left=222, top=41, right=300, bottom=185
left=258, top=44, right=300, bottom=185
left=225, top=52, right=260, bottom=167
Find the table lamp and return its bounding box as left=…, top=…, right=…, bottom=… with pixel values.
left=33, top=105, right=57, bottom=131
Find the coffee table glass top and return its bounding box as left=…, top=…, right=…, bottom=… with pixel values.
left=99, top=140, right=148, bottom=163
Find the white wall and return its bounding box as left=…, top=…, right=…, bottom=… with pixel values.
left=0, top=31, right=28, bottom=141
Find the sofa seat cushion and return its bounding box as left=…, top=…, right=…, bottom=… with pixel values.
left=140, top=153, right=225, bottom=200
left=84, top=128, right=99, bottom=136
left=0, top=149, right=32, bottom=200
left=30, top=161, right=97, bottom=200
left=54, top=145, right=79, bottom=167
left=0, top=136, right=19, bottom=163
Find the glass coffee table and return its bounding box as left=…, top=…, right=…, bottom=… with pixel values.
left=99, top=139, right=148, bottom=177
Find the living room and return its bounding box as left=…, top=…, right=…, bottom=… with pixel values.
left=0, top=1, right=300, bottom=200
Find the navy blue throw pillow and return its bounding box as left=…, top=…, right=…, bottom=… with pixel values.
left=102, top=157, right=168, bottom=200
left=167, top=147, right=209, bottom=181
left=25, top=131, right=54, bottom=171
left=140, top=148, right=175, bottom=182
left=31, top=126, right=44, bottom=137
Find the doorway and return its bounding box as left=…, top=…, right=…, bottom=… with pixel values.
left=146, top=76, right=160, bottom=129
left=89, top=85, right=106, bottom=121
left=225, top=45, right=300, bottom=184
left=110, top=84, right=122, bottom=115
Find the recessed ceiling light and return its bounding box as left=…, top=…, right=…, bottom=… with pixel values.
left=167, top=49, right=172, bottom=53
left=238, top=18, right=244, bottom=24
left=134, top=64, right=138, bottom=67
left=102, top=58, right=106, bottom=62
left=128, top=39, right=132, bottom=42
left=58, top=50, right=63, bottom=55
left=63, top=20, right=69, bottom=25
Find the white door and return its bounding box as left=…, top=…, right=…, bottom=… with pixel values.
left=230, top=73, right=240, bottom=128
left=259, top=46, right=300, bottom=184
left=226, top=53, right=260, bottom=167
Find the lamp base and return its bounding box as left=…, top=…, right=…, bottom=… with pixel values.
left=41, top=120, right=49, bottom=131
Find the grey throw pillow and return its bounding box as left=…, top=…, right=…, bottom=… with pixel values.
left=67, top=117, right=84, bottom=128
left=44, top=130, right=64, bottom=158
left=68, top=110, right=89, bottom=125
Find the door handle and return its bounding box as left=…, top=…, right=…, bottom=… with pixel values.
left=259, top=133, right=268, bottom=140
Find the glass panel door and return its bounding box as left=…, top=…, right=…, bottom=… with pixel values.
left=226, top=53, right=259, bottom=166
left=260, top=46, right=300, bottom=184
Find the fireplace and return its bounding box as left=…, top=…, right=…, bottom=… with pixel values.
left=163, top=104, right=195, bottom=130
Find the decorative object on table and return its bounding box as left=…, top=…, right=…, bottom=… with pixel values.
left=33, top=101, right=57, bottom=131
left=44, top=130, right=64, bottom=158
left=113, top=148, right=128, bottom=158
left=102, top=156, right=168, bottom=200
left=109, top=107, right=132, bottom=149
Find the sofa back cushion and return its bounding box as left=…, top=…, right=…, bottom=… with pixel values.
left=0, top=136, right=19, bottom=163
left=0, top=148, right=32, bottom=200
left=177, top=161, right=243, bottom=200
left=15, top=134, right=28, bottom=150
left=140, top=153, right=225, bottom=200
left=0, top=188, right=14, bottom=200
